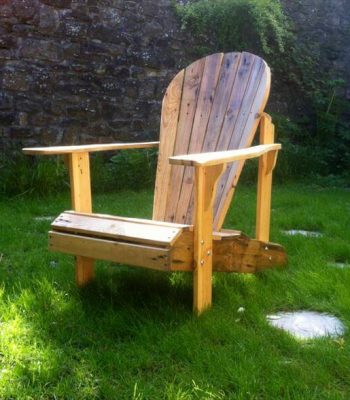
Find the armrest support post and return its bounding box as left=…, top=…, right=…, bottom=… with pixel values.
left=66, top=151, right=94, bottom=285
left=193, top=163, right=226, bottom=315
left=67, top=152, right=92, bottom=213
left=256, top=113, right=277, bottom=242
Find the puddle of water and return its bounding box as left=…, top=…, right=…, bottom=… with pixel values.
left=267, top=311, right=345, bottom=340
left=282, top=230, right=323, bottom=238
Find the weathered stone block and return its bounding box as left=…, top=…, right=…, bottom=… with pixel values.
left=12, top=0, right=38, bottom=22
left=3, top=71, right=30, bottom=91
left=20, top=39, right=62, bottom=62
left=38, top=4, right=60, bottom=33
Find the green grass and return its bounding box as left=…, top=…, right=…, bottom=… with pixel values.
left=0, top=183, right=349, bottom=399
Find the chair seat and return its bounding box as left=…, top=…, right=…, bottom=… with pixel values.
left=51, top=211, right=192, bottom=247
left=48, top=211, right=286, bottom=274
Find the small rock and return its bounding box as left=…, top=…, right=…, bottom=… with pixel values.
left=34, top=216, right=54, bottom=221
left=49, top=260, right=59, bottom=268
left=282, top=230, right=323, bottom=238
left=327, top=262, right=350, bottom=269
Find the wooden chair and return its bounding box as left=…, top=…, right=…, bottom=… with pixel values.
left=23, top=52, right=286, bottom=314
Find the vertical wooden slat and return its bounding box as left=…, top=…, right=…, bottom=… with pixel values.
left=153, top=69, right=184, bottom=221
left=256, top=113, right=276, bottom=242
left=193, top=163, right=226, bottom=314
left=164, top=57, right=206, bottom=222
left=175, top=53, right=224, bottom=223
left=67, top=152, right=94, bottom=285
left=184, top=53, right=242, bottom=224
left=213, top=58, right=271, bottom=230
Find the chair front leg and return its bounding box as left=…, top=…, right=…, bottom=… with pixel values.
left=66, top=152, right=95, bottom=285
left=193, top=163, right=226, bottom=315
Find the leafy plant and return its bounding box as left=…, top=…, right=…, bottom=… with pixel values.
left=0, top=152, right=68, bottom=197
left=175, top=0, right=291, bottom=56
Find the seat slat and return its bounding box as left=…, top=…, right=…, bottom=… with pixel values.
left=63, top=210, right=191, bottom=230
left=52, top=212, right=185, bottom=247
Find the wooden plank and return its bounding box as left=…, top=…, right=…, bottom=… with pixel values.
left=164, top=56, right=206, bottom=222
left=66, top=151, right=94, bottom=285
left=23, top=141, right=159, bottom=155
left=49, top=231, right=170, bottom=271
left=214, top=57, right=271, bottom=230
left=67, top=152, right=92, bottom=213
left=201, top=53, right=242, bottom=153
left=170, top=230, right=193, bottom=271
left=52, top=212, right=184, bottom=247
left=153, top=69, right=184, bottom=221
left=184, top=52, right=259, bottom=226
left=193, top=163, right=226, bottom=315
left=65, top=210, right=191, bottom=230
left=256, top=113, right=278, bottom=242
left=168, top=230, right=287, bottom=273
left=169, top=144, right=281, bottom=167
left=175, top=53, right=224, bottom=223
left=213, top=236, right=287, bottom=273
left=183, top=53, right=242, bottom=224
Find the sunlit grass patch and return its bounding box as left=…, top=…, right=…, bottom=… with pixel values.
left=0, top=184, right=349, bottom=398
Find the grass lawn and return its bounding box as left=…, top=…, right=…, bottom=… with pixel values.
left=0, top=183, right=349, bottom=399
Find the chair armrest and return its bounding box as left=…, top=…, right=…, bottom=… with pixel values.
left=169, top=144, right=281, bottom=167
left=22, top=141, right=159, bottom=155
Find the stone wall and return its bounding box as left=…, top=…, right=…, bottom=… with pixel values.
left=281, top=0, right=350, bottom=99
left=0, top=0, right=349, bottom=150
left=0, top=0, right=196, bottom=150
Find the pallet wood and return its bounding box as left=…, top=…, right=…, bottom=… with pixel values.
left=50, top=231, right=170, bottom=271
left=23, top=52, right=286, bottom=314
left=169, top=144, right=281, bottom=166
left=193, top=163, right=226, bottom=314
left=256, top=113, right=278, bottom=242
left=174, top=53, right=224, bottom=223
left=23, top=141, right=159, bottom=155
left=49, top=227, right=287, bottom=274
left=170, top=231, right=286, bottom=273
left=152, top=52, right=271, bottom=230
left=164, top=57, right=206, bottom=222
left=153, top=70, right=184, bottom=221
left=52, top=212, right=184, bottom=247
left=67, top=152, right=95, bottom=285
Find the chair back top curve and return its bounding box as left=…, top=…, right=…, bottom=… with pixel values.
left=152, top=52, right=271, bottom=230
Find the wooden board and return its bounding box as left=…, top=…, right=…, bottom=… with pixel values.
left=164, top=57, right=206, bottom=222
left=153, top=70, right=185, bottom=221
left=169, top=231, right=287, bottom=273
left=169, top=144, right=281, bottom=166
left=49, top=231, right=170, bottom=271
left=49, top=227, right=286, bottom=274
left=52, top=212, right=185, bottom=247
left=23, top=141, right=159, bottom=155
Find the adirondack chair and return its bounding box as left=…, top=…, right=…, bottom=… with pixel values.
left=23, top=52, right=286, bottom=314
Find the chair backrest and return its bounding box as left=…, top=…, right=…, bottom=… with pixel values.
left=152, top=52, right=271, bottom=230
